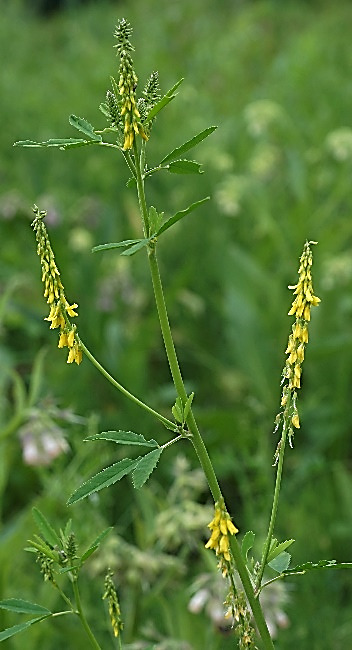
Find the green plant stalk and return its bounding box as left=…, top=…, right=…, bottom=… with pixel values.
left=147, top=247, right=221, bottom=502
left=255, top=413, right=290, bottom=593
left=77, top=336, right=176, bottom=431
left=133, top=142, right=274, bottom=648
left=72, top=577, right=102, bottom=650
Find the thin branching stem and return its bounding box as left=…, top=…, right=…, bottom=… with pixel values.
left=255, top=411, right=290, bottom=593
left=72, top=578, right=102, bottom=650
left=78, top=336, right=176, bottom=431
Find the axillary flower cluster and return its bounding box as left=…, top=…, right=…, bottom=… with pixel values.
left=205, top=499, right=238, bottom=575
left=31, top=205, right=82, bottom=365
left=277, top=240, right=320, bottom=449
left=114, top=18, right=148, bottom=150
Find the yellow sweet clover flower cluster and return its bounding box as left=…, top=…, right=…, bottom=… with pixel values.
left=103, top=569, right=123, bottom=638
left=276, top=241, right=320, bottom=450
left=31, top=206, right=82, bottom=365
left=205, top=499, right=238, bottom=575
left=114, top=19, right=148, bottom=150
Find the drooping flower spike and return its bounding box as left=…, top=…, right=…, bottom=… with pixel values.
left=31, top=205, right=82, bottom=365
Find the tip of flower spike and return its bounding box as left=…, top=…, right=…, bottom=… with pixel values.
left=113, top=19, right=134, bottom=55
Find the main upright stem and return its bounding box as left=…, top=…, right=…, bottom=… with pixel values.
left=133, top=140, right=275, bottom=649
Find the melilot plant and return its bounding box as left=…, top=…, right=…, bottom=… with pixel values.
left=3, top=18, right=351, bottom=649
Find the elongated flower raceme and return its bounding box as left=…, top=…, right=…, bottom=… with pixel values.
left=31, top=205, right=82, bottom=365
left=205, top=499, right=238, bottom=576
left=275, top=240, right=320, bottom=454
left=114, top=18, right=148, bottom=150
left=103, top=569, right=123, bottom=638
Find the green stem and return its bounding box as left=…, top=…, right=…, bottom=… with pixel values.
left=147, top=247, right=221, bottom=501
left=72, top=578, right=102, bottom=650
left=133, top=136, right=274, bottom=648
left=230, top=536, right=275, bottom=649
left=77, top=336, right=176, bottom=432
left=133, top=139, right=149, bottom=237
left=255, top=421, right=289, bottom=593
left=53, top=580, right=75, bottom=611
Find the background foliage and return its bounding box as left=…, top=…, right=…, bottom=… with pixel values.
left=1, top=0, right=352, bottom=647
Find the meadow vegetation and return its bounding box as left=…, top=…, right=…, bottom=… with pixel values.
left=1, top=1, right=352, bottom=647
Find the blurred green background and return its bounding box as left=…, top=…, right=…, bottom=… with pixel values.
left=1, top=0, right=352, bottom=647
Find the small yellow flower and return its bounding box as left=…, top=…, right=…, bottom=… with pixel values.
left=292, top=413, right=300, bottom=428
left=67, top=329, right=75, bottom=348
left=58, top=331, right=68, bottom=348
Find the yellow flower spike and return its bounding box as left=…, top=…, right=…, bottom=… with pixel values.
left=277, top=241, right=320, bottom=449
left=31, top=206, right=82, bottom=366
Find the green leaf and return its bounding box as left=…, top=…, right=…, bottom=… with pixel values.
left=32, top=508, right=61, bottom=548
left=145, top=78, right=184, bottom=122
left=149, top=206, right=164, bottom=233
left=13, top=138, right=96, bottom=150
left=183, top=392, right=195, bottom=421
left=28, top=348, right=47, bottom=408
left=85, top=431, right=159, bottom=448
left=241, top=531, right=255, bottom=562
left=67, top=458, right=140, bottom=505
left=172, top=404, right=183, bottom=423
left=268, top=551, right=291, bottom=573
left=156, top=197, right=210, bottom=237
left=0, top=617, right=51, bottom=642
left=132, top=448, right=163, bottom=489
left=26, top=536, right=58, bottom=561
left=120, top=239, right=150, bottom=256
left=69, top=114, right=102, bottom=141
left=92, top=239, right=143, bottom=253
left=267, top=539, right=295, bottom=564
left=283, top=559, right=352, bottom=576
left=167, top=160, right=203, bottom=174
left=81, top=527, right=113, bottom=563
left=0, top=599, right=51, bottom=616
left=92, top=238, right=151, bottom=256
left=160, top=126, right=217, bottom=165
